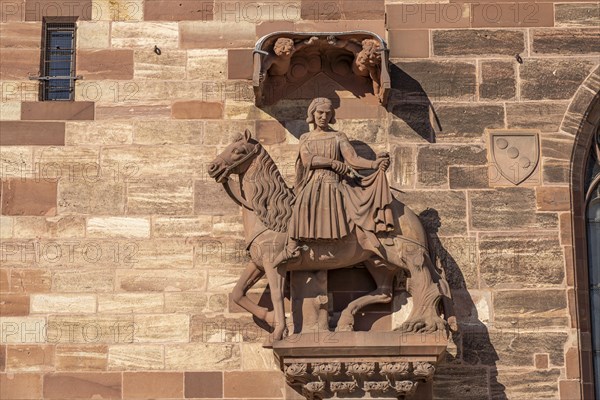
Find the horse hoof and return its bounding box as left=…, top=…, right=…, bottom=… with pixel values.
left=335, top=323, right=354, bottom=332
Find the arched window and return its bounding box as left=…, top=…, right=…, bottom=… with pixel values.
left=586, top=128, right=600, bottom=399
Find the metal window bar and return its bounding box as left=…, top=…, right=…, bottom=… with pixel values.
left=40, top=22, right=77, bottom=101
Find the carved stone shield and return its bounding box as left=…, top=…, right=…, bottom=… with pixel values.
left=490, top=131, right=540, bottom=185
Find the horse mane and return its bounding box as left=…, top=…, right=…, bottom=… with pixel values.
left=248, top=144, right=295, bottom=232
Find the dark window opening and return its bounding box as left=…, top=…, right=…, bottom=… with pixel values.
left=40, top=18, right=77, bottom=101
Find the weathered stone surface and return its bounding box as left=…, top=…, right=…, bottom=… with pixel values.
left=532, top=28, right=600, bottom=55
left=144, top=0, right=213, bottom=20
left=185, top=371, right=223, bottom=398
left=55, top=345, right=108, bottom=371
left=66, top=121, right=133, bottom=145
left=0, top=317, right=47, bottom=343
left=449, top=166, right=489, bottom=189
left=133, top=120, right=202, bottom=145
left=0, top=102, right=21, bottom=121
left=116, top=269, right=206, bottom=292
left=392, top=61, right=477, bottom=101
left=432, top=365, right=489, bottom=399
left=21, top=102, right=95, bottom=120
left=187, top=49, right=228, bottom=80
left=133, top=314, right=189, bottom=343
left=30, top=294, right=96, bottom=314
left=87, top=217, right=150, bottom=238
left=429, top=236, right=479, bottom=290
left=386, top=3, right=470, bottom=29
left=6, top=345, right=54, bottom=372
left=95, top=105, right=171, bottom=120
left=77, top=50, right=134, bottom=80
left=433, top=29, right=525, bottom=56
left=76, top=21, right=110, bottom=48
left=179, top=21, right=255, bottom=49
left=128, top=239, right=193, bottom=270
left=0, top=373, right=43, bottom=399
left=172, top=101, right=224, bottom=119
left=108, top=345, right=164, bottom=370
left=133, top=49, right=186, bottom=80
left=152, top=216, right=213, bottom=238
left=22, top=0, right=93, bottom=21
left=0, top=22, right=41, bottom=48
left=43, top=372, right=122, bottom=399
left=471, top=3, right=554, bottom=28
left=165, top=344, right=240, bottom=370
left=417, top=145, right=487, bottom=186
left=12, top=216, right=84, bottom=239
left=111, top=22, right=178, bottom=48
left=58, top=180, right=125, bottom=215
left=393, top=190, right=467, bottom=236
left=98, top=294, right=164, bottom=314
left=387, top=29, right=429, bottom=58
left=479, top=233, right=564, bottom=288
left=436, top=104, right=504, bottom=142
left=0, top=122, right=65, bottom=146
left=470, top=188, right=558, bottom=230
left=506, top=102, right=569, bottom=132
left=536, top=186, right=571, bottom=211
left=0, top=294, right=29, bottom=316
left=535, top=353, right=549, bottom=369
left=46, top=315, right=134, bottom=344
left=480, top=61, right=516, bottom=100
left=241, top=343, right=278, bottom=370
left=93, top=0, right=144, bottom=21
left=555, top=4, right=600, bottom=28
left=520, top=59, right=596, bottom=100
left=224, top=371, right=285, bottom=398
left=52, top=269, right=114, bottom=293
left=494, top=290, right=568, bottom=328
left=392, top=146, right=416, bottom=188
left=10, top=270, right=51, bottom=293
left=164, top=293, right=208, bottom=313
left=127, top=179, right=193, bottom=215
left=494, top=368, right=560, bottom=399
left=194, top=180, right=241, bottom=216
left=123, top=372, right=184, bottom=399
left=2, top=179, right=57, bottom=216
left=543, top=159, right=570, bottom=185
left=190, top=314, right=259, bottom=343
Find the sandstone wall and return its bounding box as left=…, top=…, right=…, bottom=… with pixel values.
left=0, top=0, right=599, bottom=399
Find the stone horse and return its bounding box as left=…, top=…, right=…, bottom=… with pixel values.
left=208, top=130, right=451, bottom=340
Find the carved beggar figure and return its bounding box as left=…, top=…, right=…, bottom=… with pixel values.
left=207, top=98, right=452, bottom=341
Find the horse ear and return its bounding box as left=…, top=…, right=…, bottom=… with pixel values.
left=244, top=129, right=252, bottom=141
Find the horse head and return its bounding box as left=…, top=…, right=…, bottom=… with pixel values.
left=208, top=129, right=260, bottom=183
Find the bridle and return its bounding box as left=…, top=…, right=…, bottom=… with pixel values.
left=216, top=144, right=260, bottom=211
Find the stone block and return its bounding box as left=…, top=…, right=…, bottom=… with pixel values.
left=393, top=190, right=467, bottom=236
left=144, top=0, right=213, bottom=20
left=480, top=60, right=516, bottom=100
left=1, top=179, right=57, bottom=216
left=190, top=313, right=260, bottom=343
left=95, top=105, right=171, bottom=120
left=449, top=166, right=490, bottom=189
left=479, top=233, right=564, bottom=288
left=300, top=0, right=341, bottom=20
left=5, top=345, right=54, bottom=372
left=92, top=0, right=143, bottom=21
left=23, top=0, right=93, bottom=20
left=0, top=49, right=38, bottom=79
left=130, top=239, right=193, bottom=270
left=10, top=269, right=51, bottom=293
left=392, top=146, right=416, bottom=188
left=108, top=345, right=164, bottom=370
left=241, top=343, right=278, bottom=370
left=224, top=371, right=285, bottom=398
left=87, top=217, right=150, bottom=238
left=532, top=28, right=600, bottom=55
left=164, top=292, right=208, bottom=313
left=21, top=102, right=95, bottom=121
left=0, top=317, right=47, bottom=344
left=179, top=21, right=255, bottom=49
left=116, top=269, right=206, bottom=292
left=0, top=22, right=41, bottom=47
left=47, top=315, right=134, bottom=344
left=133, top=120, right=202, bottom=145
left=12, top=216, right=84, bottom=239
left=430, top=236, right=479, bottom=290
left=0, top=102, right=21, bottom=120
left=0, top=345, right=5, bottom=371
left=386, top=3, right=470, bottom=29
left=228, top=49, right=254, bottom=80
left=43, top=373, right=122, bottom=399
left=185, top=371, right=223, bottom=398
left=0, top=122, right=65, bottom=146
left=55, top=345, right=108, bottom=371
left=58, top=180, right=125, bottom=215
left=66, top=121, right=133, bottom=145
left=387, top=29, right=429, bottom=59
left=506, top=102, right=568, bottom=132
left=76, top=21, right=110, bottom=48
left=132, top=48, right=186, bottom=80
left=535, top=353, right=549, bottom=369
left=30, top=294, right=96, bottom=314
left=432, top=365, right=489, bottom=399
left=172, top=101, right=224, bottom=119
left=52, top=269, right=114, bottom=292
left=536, top=186, right=570, bottom=211
left=520, top=59, right=596, bottom=100
left=133, top=314, right=189, bottom=343
left=436, top=104, right=505, bottom=142
left=165, top=344, right=241, bottom=370
left=470, top=188, right=558, bottom=230
left=555, top=4, right=600, bottom=28
left=417, top=145, right=487, bottom=187
left=0, top=269, right=9, bottom=292
left=194, top=180, right=241, bottom=216
left=392, top=60, right=476, bottom=101
left=495, top=368, right=560, bottom=399
left=111, top=22, right=178, bottom=48
left=543, top=159, right=570, bottom=185
left=153, top=216, right=213, bottom=238
left=0, top=294, right=29, bottom=316
left=494, top=289, right=568, bottom=328
left=77, top=50, right=134, bottom=80
left=294, top=20, right=385, bottom=37
left=340, top=0, right=384, bottom=20
left=98, top=294, right=164, bottom=314
left=471, top=3, right=554, bottom=28
left=0, top=373, right=43, bottom=399
left=127, top=179, right=194, bottom=215
left=433, top=29, right=525, bottom=56
left=187, top=49, right=228, bottom=80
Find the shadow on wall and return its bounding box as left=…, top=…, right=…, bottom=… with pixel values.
left=420, top=209, right=506, bottom=400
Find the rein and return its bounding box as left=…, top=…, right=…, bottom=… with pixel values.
left=218, top=145, right=261, bottom=211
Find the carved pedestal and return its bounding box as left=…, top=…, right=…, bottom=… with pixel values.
left=274, top=332, right=447, bottom=399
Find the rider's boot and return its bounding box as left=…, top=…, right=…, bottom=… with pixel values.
left=271, top=238, right=302, bottom=266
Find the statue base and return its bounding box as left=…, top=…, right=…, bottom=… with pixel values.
left=273, top=331, right=447, bottom=400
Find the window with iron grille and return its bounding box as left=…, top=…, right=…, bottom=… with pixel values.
left=40, top=18, right=77, bottom=101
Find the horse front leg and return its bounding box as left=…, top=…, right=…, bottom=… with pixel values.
left=231, top=262, right=272, bottom=325
left=264, top=264, right=287, bottom=341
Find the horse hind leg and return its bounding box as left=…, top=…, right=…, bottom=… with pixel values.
left=231, top=262, right=273, bottom=326
left=336, top=259, right=394, bottom=332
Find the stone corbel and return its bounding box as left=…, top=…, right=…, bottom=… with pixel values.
left=252, top=31, right=391, bottom=106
